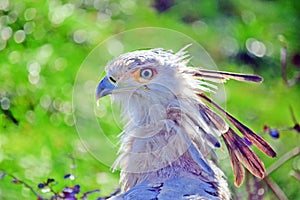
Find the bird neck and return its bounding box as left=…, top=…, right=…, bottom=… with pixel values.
left=113, top=96, right=215, bottom=191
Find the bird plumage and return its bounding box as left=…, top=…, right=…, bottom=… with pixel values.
left=96, top=46, right=276, bottom=199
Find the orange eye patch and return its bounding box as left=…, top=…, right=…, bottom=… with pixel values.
left=132, top=68, right=157, bottom=83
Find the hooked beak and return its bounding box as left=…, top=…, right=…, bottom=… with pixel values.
left=96, top=76, right=116, bottom=99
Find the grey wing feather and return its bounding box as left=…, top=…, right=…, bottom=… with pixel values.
left=109, top=144, right=224, bottom=200
left=109, top=177, right=220, bottom=200
left=188, top=142, right=215, bottom=176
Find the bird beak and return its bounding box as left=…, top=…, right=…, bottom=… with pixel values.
left=96, top=76, right=116, bottom=99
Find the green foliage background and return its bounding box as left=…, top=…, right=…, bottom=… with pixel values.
left=0, top=0, right=299, bottom=199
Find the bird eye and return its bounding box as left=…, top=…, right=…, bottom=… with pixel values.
left=108, top=76, right=117, bottom=84
left=140, top=68, right=153, bottom=79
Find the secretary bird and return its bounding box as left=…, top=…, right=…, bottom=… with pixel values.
left=96, top=46, right=276, bottom=200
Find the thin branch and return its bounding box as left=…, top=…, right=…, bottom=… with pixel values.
left=3, top=172, right=44, bottom=199
left=291, top=171, right=300, bottom=182
left=67, top=154, right=77, bottom=179
left=262, top=147, right=300, bottom=200
left=289, top=106, right=298, bottom=124
left=265, top=147, right=300, bottom=176
left=280, top=45, right=288, bottom=85
left=245, top=171, right=253, bottom=200
left=264, top=177, right=288, bottom=200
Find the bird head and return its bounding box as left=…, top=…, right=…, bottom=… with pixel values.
left=96, top=48, right=189, bottom=100
left=96, top=47, right=197, bottom=127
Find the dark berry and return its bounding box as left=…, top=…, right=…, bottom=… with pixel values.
left=64, top=174, right=71, bottom=179
left=269, top=129, right=280, bottom=138
left=37, top=183, right=45, bottom=189
left=293, top=123, right=300, bottom=133
left=73, top=185, right=80, bottom=194
left=263, top=125, right=269, bottom=132
left=11, top=179, right=22, bottom=184
left=47, top=178, right=55, bottom=184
